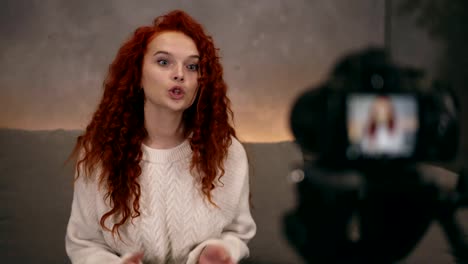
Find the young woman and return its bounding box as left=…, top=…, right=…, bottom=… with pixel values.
left=66, top=10, right=256, bottom=264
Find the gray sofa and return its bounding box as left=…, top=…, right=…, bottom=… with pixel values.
left=1, top=129, right=466, bottom=263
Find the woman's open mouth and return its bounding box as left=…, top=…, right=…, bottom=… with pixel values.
left=169, top=86, right=185, bottom=100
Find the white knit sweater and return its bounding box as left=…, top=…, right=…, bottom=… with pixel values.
left=65, top=137, right=256, bottom=264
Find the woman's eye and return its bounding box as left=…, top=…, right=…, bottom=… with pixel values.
left=187, top=64, right=199, bottom=71
left=157, top=59, right=169, bottom=66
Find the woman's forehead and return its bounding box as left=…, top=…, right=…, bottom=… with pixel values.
left=147, top=31, right=199, bottom=58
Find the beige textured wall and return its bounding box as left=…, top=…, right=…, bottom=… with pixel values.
left=0, top=0, right=385, bottom=142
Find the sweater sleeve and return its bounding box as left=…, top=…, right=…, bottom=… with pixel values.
left=65, top=173, right=128, bottom=264
left=186, top=141, right=257, bottom=264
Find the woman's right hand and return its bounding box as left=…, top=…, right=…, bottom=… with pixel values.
left=198, top=245, right=234, bottom=264
left=123, top=251, right=144, bottom=264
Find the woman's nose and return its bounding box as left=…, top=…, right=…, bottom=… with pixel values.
left=172, top=65, right=184, bottom=82
left=173, top=75, right=184, bottom=82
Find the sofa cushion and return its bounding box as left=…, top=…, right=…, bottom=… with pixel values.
left=0, top=129, right=79, bottom=263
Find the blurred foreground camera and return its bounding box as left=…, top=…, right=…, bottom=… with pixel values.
left=284, top=48, right=468, bottom=263
left=290, top=48, right=459, bottom=166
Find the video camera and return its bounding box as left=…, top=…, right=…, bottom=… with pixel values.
left=290, top=48, right=459, bottom=167
left=284, top=48, right=468, bottom=263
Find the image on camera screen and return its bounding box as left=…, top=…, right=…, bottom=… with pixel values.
left=346, top=94, right=419, bottom=160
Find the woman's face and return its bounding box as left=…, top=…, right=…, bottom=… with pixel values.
left=141, top=31, right=200, bottom=114
left=373, top=98, right=392, bottom=122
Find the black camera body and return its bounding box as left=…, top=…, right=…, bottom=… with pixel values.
left=285, top=48, right=467, bottom=264
left=290, top=48, right=459, bottom=167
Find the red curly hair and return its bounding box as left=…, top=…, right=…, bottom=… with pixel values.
left=70, top=10, right=236, bottom=237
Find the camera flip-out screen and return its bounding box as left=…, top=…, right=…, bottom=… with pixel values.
left=346, top=94, right=419, bottom=160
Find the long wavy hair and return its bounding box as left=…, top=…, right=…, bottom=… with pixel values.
left=69, top=10, right=236, bottom=237
left=366, top=96, right=396, bottom=138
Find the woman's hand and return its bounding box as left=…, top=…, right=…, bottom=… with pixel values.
left=123, top=251, right=144, bottom=264
left=198, top=245, right=234, bottom=264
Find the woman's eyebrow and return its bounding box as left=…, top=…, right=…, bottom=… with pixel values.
left=188, top=54, right=200, bottom=59
left=153, top=51, right=199, bottom=60
left=153, top=50, right=171, bottom=57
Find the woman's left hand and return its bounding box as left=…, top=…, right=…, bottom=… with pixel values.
left=198, top=245, right=235, bottom=264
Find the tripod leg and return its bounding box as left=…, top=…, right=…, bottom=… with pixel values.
left=438, top=208, right=468, bottom=263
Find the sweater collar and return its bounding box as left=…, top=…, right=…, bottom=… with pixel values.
left=141, top=139, right=192, bottom=163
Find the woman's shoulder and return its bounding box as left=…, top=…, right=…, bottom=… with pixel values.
left=214, top=136, right=249, bottom=195
left=227, top=136, right=247, bottom=162
left=221, top=136, right=248, bottom=180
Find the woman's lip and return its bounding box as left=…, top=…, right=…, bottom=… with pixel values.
left=168, top=86, right=185, bottom=100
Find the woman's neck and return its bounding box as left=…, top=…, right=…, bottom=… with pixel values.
left=143, top=105, right=186, bottom=149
